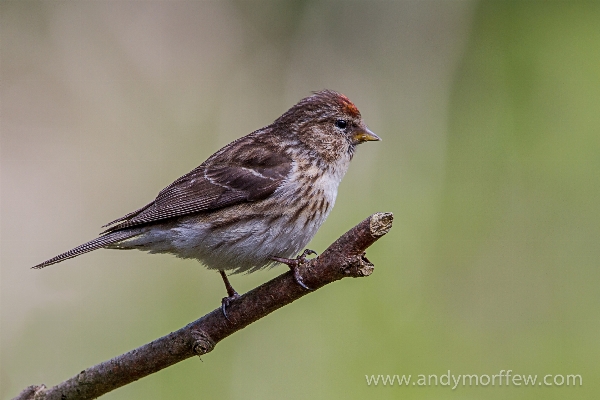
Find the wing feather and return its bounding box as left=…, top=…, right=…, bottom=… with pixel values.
left=103, top=146, right=291, bottom=232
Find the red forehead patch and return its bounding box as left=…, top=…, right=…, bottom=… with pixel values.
left=338, top=93, right=360, bottom=117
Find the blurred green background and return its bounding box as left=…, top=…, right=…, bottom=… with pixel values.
left=2, top=1, right=599, bottom=399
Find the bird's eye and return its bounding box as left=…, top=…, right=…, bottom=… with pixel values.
left=335, top=119, right=348, bottom=129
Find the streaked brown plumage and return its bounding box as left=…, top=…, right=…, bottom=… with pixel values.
left=33, top=90, right=380, bottom=312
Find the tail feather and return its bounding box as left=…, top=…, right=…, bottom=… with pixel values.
left=33, top=231, right=139, bottom=269
left=101, top=202, right=153, bottom=228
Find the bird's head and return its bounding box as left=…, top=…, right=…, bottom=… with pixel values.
left=275, top=90, right=380, bottom=162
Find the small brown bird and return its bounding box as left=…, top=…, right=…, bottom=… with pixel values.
left=34, top=90, right=380, bottom=315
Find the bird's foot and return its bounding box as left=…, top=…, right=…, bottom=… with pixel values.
left=271, top=249, right=318, bottom=291
left=219, top=270, right=240, bottom=321
left=221, top=292, right=240, bottom=321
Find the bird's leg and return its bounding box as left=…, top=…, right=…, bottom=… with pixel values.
left=271, top=249, right=318, bottom=291
left=219, top=270, right=240, bottom=321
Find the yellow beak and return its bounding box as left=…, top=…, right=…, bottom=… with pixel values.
left=353, top=127, right=381, bottom=143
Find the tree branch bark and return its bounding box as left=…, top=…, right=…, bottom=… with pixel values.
left=14, top=212, right=393, bottom=400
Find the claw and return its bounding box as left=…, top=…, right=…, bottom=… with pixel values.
left=292, top=268, right=311, bottom=291
left=301, top=249, right=317, bottom=258
left=221, top=293, right=240, bottom=321
left=219, top=270, right=240, bottom=321
left=271, top=249, right=318, bottom=291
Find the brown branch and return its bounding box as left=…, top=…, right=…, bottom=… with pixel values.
left=14, top=212, right=393, bottom=400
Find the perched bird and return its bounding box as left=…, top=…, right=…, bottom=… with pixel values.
left=33, top=90, right=380, bottom=316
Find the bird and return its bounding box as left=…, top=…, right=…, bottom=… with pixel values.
left=33, top=90, right=380, bottom=317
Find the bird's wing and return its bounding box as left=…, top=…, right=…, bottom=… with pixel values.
left=102, top=147, right=292, bottom=232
